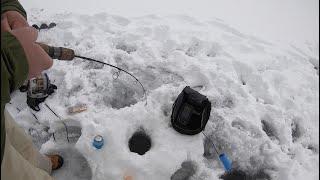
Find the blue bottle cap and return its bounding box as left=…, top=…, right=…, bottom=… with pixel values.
left=219, top=153, right=232, bottom=172
left=93, top=135, right=104, bottom=149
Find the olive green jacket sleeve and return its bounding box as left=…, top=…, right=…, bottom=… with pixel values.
left=1, top=0, right=29, bottom=164
left=1, top=0, right=27, bottom=19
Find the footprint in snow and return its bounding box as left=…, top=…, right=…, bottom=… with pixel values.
left=231, top=118, right=262, bottom=139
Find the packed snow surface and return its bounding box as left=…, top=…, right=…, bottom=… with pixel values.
left=19, top=0, right=319, bottom=46
left=6, top=9, right=319, bottom=180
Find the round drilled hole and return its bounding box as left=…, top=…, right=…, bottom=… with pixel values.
left=128, top=130, right=151, bottom=155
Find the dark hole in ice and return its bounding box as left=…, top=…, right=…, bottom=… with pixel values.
left=220, top=169, right=271, bottom=180
left=128, top=130, right=151, bottom=155
left=220, top=170, right=247, bottom=180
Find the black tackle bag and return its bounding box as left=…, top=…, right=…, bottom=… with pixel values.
left=171, top=86, right=211, bottom=135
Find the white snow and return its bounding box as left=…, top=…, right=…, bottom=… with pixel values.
left=5, top=1, right=319, bottom=180
left=19, top=0, right=319, bottom=47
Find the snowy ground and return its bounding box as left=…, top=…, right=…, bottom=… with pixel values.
left=19, top=0, right=319, bottom=46
left=5, top=5, right=319, bottom=180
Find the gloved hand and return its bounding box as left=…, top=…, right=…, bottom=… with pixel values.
left=1, top=11, right=53, bottom=79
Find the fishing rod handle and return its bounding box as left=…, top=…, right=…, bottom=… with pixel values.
left=36, top=42, right=75, bottom=61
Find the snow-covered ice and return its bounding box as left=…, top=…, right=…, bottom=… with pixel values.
left=5, top=5, right=319, bottom=180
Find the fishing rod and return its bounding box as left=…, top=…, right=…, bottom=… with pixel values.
left=36, top=43, right=147, bottom=104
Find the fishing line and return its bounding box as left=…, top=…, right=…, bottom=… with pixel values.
left=75, top=55, right=148, bottom=105
left=44, top=103, right=70, bottom=142
left=201, top=131, right=220, bottom=155
left=45, top=103, right=61, bottom=120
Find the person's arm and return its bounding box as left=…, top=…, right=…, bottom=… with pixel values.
left=1, top=0, right=29, bottom=164
left=1, top=32, right=29, bottom=97
left=1, top=32, right=29, bottom=164
left=1, top=0, right=27, bottom=19
left=1, top=0, right=53, bottom=163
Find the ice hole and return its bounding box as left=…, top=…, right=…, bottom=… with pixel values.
left=128, top=129, right=152, bottom=155
left=220, top=169, right=271, bottom=180
left=220, top=170, right=247, bottom=180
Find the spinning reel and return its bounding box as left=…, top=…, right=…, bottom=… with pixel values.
left=19, top=73, right=57, bottom=111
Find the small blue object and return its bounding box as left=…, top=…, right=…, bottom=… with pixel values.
left=219, top=153, right=232, bottom=172
left=93, top=135, right=104, bottom=149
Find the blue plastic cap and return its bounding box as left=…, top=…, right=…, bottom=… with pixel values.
left=93, top=141, right=104, bottom=149
left=219, top=153, right=232, bottom=172
left=93, top=135, right=104, bottom=149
